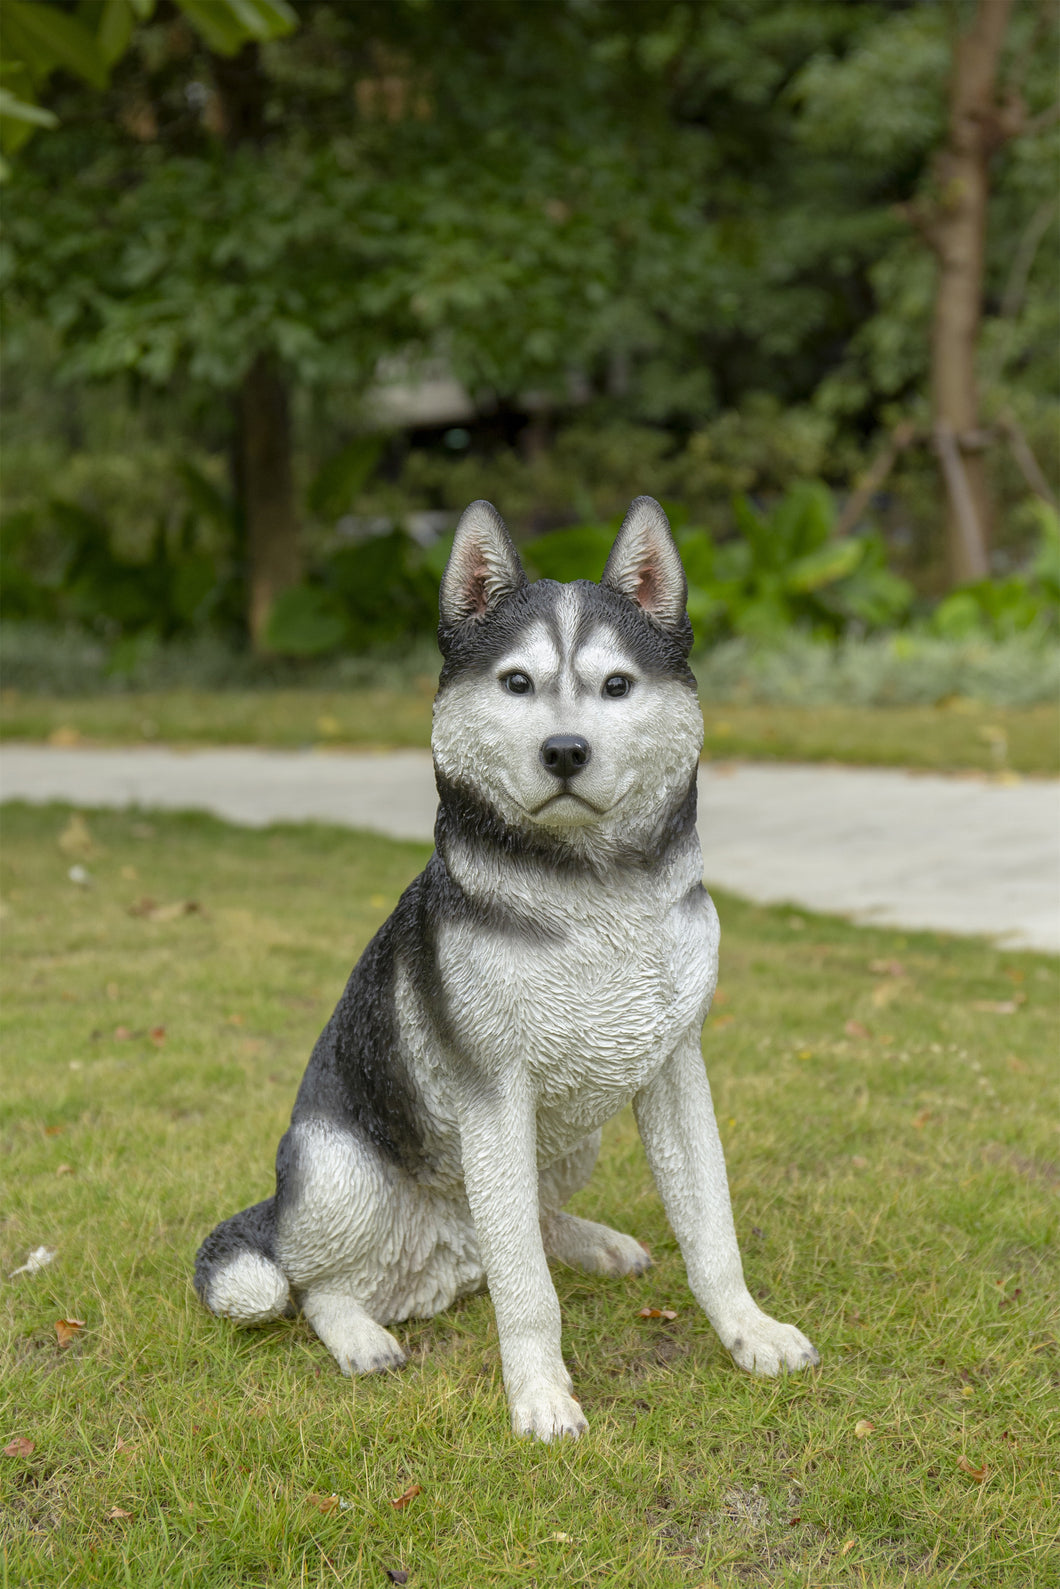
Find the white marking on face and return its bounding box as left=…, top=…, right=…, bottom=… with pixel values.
left=433, top=590, right=703, bottom=849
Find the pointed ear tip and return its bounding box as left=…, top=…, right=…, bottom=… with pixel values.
left=624, top=494, right=672, bottom=530
left=457, top=497, right=505, bottom=527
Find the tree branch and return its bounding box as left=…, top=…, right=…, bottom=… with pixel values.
left=835, top=422, right=919, bottom=538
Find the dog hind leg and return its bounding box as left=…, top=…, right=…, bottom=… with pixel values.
left=539, top=1133, right=651, bottom=1277
left=300, top=1287, right=407, bottom=1375
left=195, top=1198, right=291, bottom=1325
left=541, top=1210, right=652, bottom=1277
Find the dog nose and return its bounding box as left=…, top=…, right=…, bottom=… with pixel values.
left=540, top=734, right=591, bottom=779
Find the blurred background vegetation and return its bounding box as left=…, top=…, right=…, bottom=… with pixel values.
left=1, top=0, right=1057, bottom=703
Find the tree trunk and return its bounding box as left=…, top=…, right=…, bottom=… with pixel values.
left=213, top=45, right=301, bottom=650
left=929, top=0, right=1015, bottom=585
left=238, top=353, right=302, bottom=652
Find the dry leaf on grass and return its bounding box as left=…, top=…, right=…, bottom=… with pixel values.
left=4, top=1438, right=35, bottom=1458
left=854, top=1419, right=875, bottom=1438
left=869, top=959, right=904, bottom=977
left=9, top=1246, right=56, bottom=1277
left=106, top=1507, right=133, bottom=1520
left=306, top=1492, right=340, bottom=1514
left=911, top=1109, right=931, bottom=1130
left=841, top=1539, right=857, bottom=1556
left=638, top=1307, right=678, bottom=1321
left=55, top=1318, right=85, bottom=1348
left=551, top=1532, right=574, bottom=1543
left=957, top=1456, right=988, bottom=1482
left=870, top=979, right=906, bottom=1009
left=149, top=1026, right=166, bottom=1045
left=844, top=1020, right=870, bottom=1039
left=391, top=1482, right=422, bottom=1510
left=58, top=815, right=94, bottom=858
left=129, top=899, right=201, bottom=923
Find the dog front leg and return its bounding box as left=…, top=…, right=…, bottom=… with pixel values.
left=456, top=1071, right=587, bottom=1441
left=634, top=1036, right=819, bottom=1375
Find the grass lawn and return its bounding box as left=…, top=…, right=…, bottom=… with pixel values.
left=2, top=688, right=1057, bottom=776
left=1, top=804, right=1057, bottom=1588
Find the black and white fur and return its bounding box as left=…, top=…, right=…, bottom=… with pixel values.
left=195, top=497, right=818, bottom=1440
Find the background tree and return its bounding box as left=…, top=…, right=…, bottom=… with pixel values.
left=2, top=0, right=709, bottom=648
left=2, top=0, right=1056, bottom=661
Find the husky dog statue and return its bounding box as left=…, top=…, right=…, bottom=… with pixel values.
left=195, top=496, right=818, bottom=1440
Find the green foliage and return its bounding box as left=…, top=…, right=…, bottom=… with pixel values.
left=522, top=523, right=617, bottom=585
left=0, top=0, right=295, bottom=165
left=930, top=507, right=1059, bottom=640
left=264, top=532, right=441, bottom=659
left=521, top=483, right=913, bottom=646
left=262, top=584, right=346, bottom=659
left=0, top=491, right=240, bottom=642
left=307, top=437, right=386, bottom=522
left=682, top=483, right=912, bottom=643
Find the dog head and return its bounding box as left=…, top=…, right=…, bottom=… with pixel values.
left=432, top=498, right=702, bottom=858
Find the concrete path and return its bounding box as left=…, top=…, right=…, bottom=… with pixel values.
left=2, top=744, right=1057, bottom=952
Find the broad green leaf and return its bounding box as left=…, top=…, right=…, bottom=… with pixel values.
left=786, top=538, right=863, bottom=594
left=4, top=1, right=108, bottom=90
left=308, top=436, right=385, bottom=521
left=172, top=0, right=249, bottom=56
left=96, top=0, right=135, bottom=69
left=0, top=89, right=58, bottom=129
left=264, top=584, right=346, bottom=657
left=175, top=0, right=294, bottom=55
left=224, top=0, right=298, bottom=40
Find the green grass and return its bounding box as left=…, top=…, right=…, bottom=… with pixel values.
left=1, top=804, right=1057, bottom=1588
left=2, top=688, right=1057, bottom=774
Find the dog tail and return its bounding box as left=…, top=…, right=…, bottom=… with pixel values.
left=194, top=1199, right=290, bottom=1325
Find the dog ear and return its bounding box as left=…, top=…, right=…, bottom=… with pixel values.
left=440, top=500, right=527, bottom=626
left=601, top=496, right=687, bottom=631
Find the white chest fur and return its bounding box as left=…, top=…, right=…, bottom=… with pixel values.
left=432, top=837, right=719, bottom=1159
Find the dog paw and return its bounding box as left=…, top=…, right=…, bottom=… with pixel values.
left=592, top=1229, right=652, bottom=1278
left=511, top=1385, right=588, bottom=1442
left=304, top=1294, right=407, bottom=1376
left=723, top=1311, right=819, bottom=1376
left=542, top=1212, right=652, bottom=1278
left=337, top=1331, right=408, bottom=1376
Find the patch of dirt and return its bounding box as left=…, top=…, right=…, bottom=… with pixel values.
left=981, top=1143, right=1060, bottom=1185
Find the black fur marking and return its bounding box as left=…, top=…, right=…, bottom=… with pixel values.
left=437, top=579, right=696, bottom=692
left=290, top=888, right=429, bottom=1172
left=424, top=848, right=566, bottom=947
left=646, top=772, right=700, bottom=867
left=193, top=1197, right=277, bottom=1301
left=435, top=771, right=598, bottom=879
left=283, top=845, right=561, bottom=1174
left=435, top=768, right=699, bottom=877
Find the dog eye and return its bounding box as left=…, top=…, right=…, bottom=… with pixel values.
left=504, top=672, right=533, bottom=695
left=603, top=675, right=632, bottom=698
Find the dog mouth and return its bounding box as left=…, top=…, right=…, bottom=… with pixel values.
left=526, top=786, right=626, bottom=819
left=529, top=791, right=601, bottom=815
